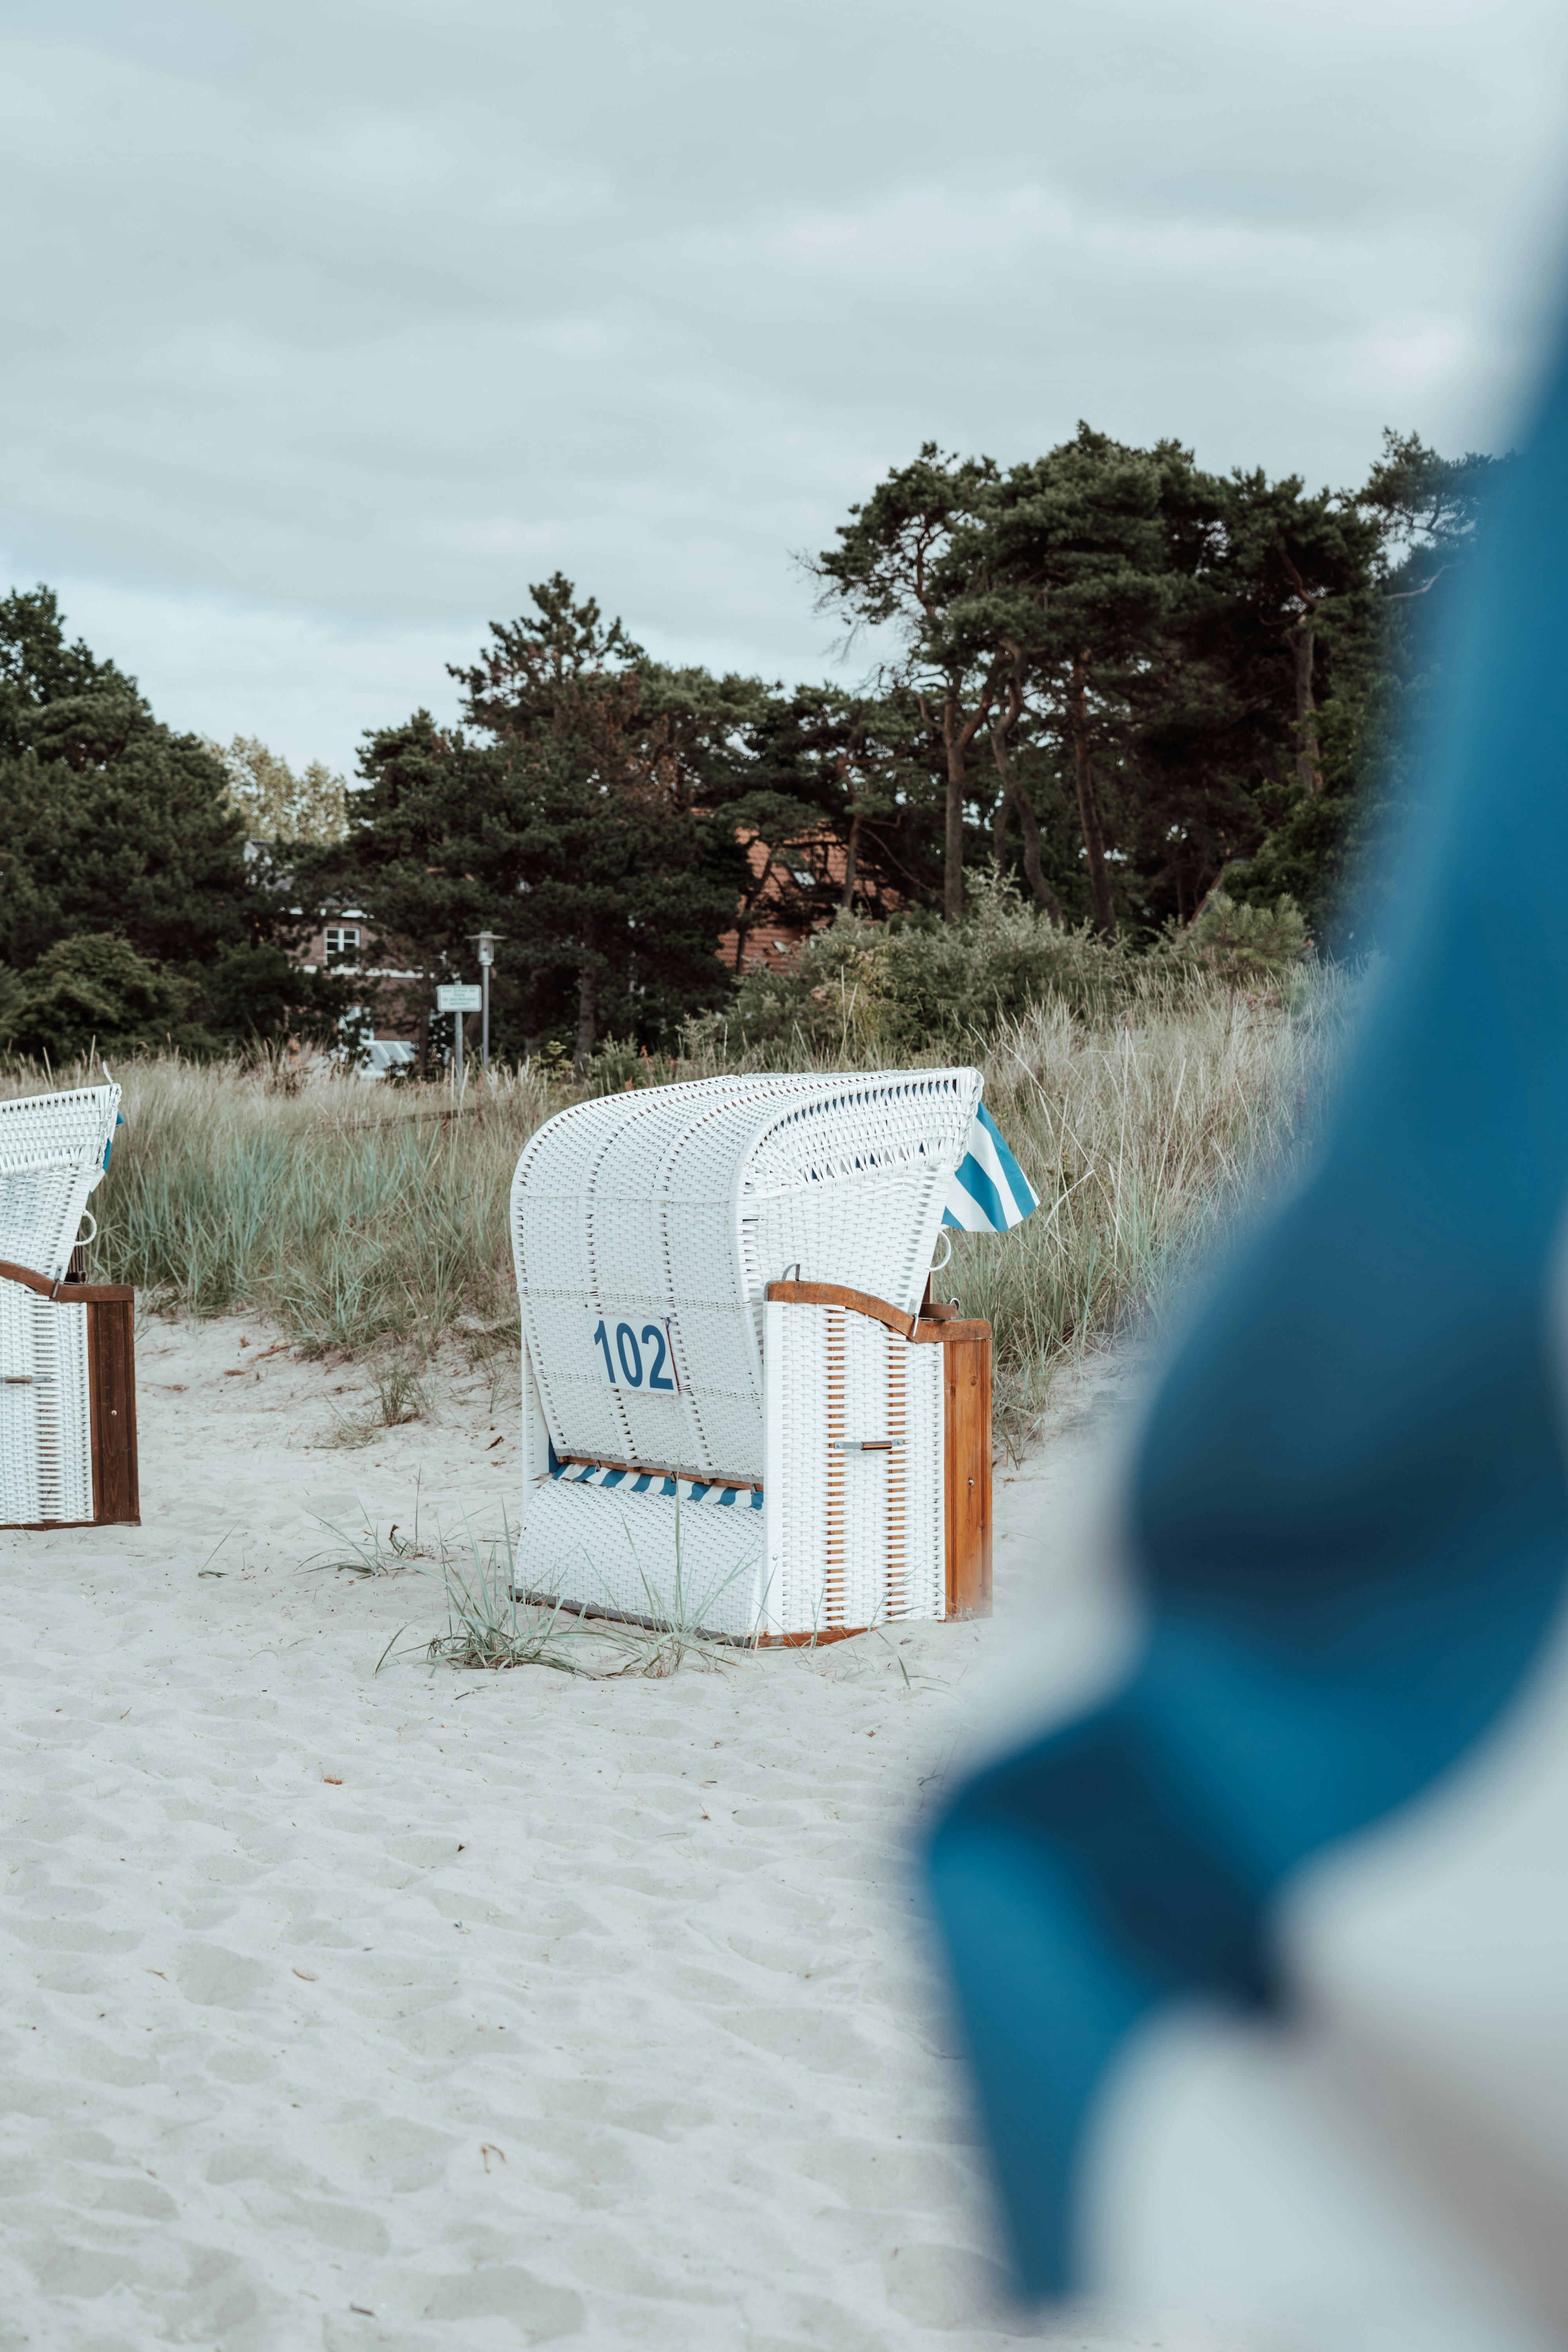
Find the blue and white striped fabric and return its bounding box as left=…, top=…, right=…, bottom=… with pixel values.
left=942, top=1101, right=1040, bottom=1232
left=928, top=321, right=1568, bottom=2349
left=552, top=1459, right=763, bottom=1512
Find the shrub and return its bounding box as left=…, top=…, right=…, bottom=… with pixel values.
left=581, top=1036, right=654, bottom=1095
left=716, top=875, right=1131, bottom=1056
left=4, top=932, right=201, bottom=1062
left=192, top=942, right=351, bottom=1055
left=1165, top=891, right=1308, bottom=988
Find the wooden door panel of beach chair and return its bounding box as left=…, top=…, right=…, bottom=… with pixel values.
left=762, top=1292, right=945, bottom=1638
left=0, top=1279, right=93, bottom=1526
left=510, top=1069, right=987, bottom=1637
left=0, top=1278, right=141, bottom=1531
left=764, top=1280, right=994, bottom=1630
left=940, top=1321, right=993, bottom=1619
left=0, top=1083, right=139, bottom=1532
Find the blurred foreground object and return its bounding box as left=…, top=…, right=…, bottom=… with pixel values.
left=929, top=335, right=1568, bottom=2352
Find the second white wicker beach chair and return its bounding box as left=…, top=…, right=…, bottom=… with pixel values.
left=0, top=1084, right=139, bottom=1531
left=509, top=1068, right=1037, bottom=1641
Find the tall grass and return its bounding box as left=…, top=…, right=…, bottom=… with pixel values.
left=0, top=960, right=1356, bottom=1436
left=945, top=966, right=1356, bottom=1441
left=14, top=1059, right=551, bottom=1356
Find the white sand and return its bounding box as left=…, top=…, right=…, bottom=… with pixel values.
left=0, top=1316, right=1275, bottom=2352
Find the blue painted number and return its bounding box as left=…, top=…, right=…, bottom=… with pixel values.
left=615, top=1323, right=643, bottom=1386
left=593, top=1311, right=677, bottom=1392
left=642, top=1323, right=675, bottom=1391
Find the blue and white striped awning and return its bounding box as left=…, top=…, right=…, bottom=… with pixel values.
left=942, top=1102, right=1040, bottom=1233
left=552, top=1459, right=764, bottom=1511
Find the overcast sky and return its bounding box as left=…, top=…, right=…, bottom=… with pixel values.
left=4, top=0, right=1567, bottom=775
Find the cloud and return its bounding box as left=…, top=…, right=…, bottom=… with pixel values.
left=2, top=0, right=1565, bottom=768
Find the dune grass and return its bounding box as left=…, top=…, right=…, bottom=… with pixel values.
left=0, top=960, right=1356, bottom=1446
left=941, top=965, right=1356, bottom=1443
left=17, top=1058, right=550, bottom=1357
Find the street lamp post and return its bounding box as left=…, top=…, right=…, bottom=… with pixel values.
left=467, top=931, right=504, bottom=1072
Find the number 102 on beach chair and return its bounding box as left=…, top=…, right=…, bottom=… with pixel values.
left=508, top=1068, right=1038, bottom=1642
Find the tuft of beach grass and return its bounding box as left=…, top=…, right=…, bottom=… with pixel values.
left=340, top=1506, right=748, bottom=1679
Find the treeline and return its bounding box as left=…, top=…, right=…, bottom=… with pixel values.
left=0, top=589, right=350, bottom=1061
left=0, top=425, right=1502, bottom=1066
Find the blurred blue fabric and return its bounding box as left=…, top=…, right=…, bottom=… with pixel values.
left=927, top=334, right=1568, bottom=2296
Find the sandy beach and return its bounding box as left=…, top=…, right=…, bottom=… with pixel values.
left=0, top=1315, right=1278, bottom=2352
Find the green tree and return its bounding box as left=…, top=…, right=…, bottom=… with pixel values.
left=1114, top=463, right=1381, bottom=932
left=945, top=437, right=1382, bottom=940
left=1214, top=466, right=1381, bottom=806
left=815, top=434, right=1229, bottom=940
left=812, top=448, right=1008, bottom=923
left=212, top=735, right=349, bottom=844
left=0, top=584, right=138, bottom=739
left=0, top=586, right=350, bottom=1051
left=948, top=428, right=1200, bottom=939
left=0, top=588, right=251, bottom=971
left=1359, top=428, right=1507, bottom=599
left=1227, top=432, right=1508, bottom=946
left=727, top=684, right=944, bottom=952
left=326, top=578, right=752, bottom=1065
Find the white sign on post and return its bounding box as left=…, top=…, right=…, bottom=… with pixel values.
left=436, top=984, right=482, bottom=1013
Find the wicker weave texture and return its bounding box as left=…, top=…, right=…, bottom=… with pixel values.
left=762, top=1300, right=943, bottom=1635
left=513, top=1478, right=766, bottom=1639
left=0, top=1281, right=93, bottom=1526
left=0, top=1085, right=122, bottom=1281
left=511, top=1069, right=980, bottom=1486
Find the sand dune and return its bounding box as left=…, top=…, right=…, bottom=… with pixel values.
left=0, top=1315, right=1279, bottom=2351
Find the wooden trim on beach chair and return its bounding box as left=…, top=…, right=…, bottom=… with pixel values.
left=763, top=1275, right=990, bottom=1350
left=939, top=1323, right=991, bottom=1619
left=0, top=1258, right=136, bottom=1306
left=87, top=1293, right=139, bottom=1526
left=765, top=1278, right=919, bottom=1339
left=559, top=1452, right=762, bottom=1494
left=0, top=1257, right=64, bottom=1299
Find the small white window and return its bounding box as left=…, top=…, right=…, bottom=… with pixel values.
left=791, top=868, right=815, bottom=889
left=325, top=926, right=361, bottom=958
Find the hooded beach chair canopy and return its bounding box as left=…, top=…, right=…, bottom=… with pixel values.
left=511, top=1066, right=1038, bottom=1486
left=0, top=1084, right=122, bottom=1281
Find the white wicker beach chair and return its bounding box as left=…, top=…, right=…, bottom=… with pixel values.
left=0, top=1084, right=138, bottom=1531
left=509, top=1068, right=1038, bottom=1641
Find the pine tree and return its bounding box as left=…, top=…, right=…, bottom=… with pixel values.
left=326, top=579, right=751, bottom=1063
